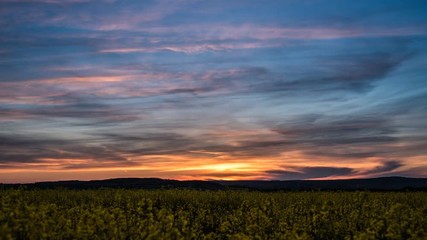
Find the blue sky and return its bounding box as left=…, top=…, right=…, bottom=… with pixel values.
left=0, top=0, right=426, bottom=182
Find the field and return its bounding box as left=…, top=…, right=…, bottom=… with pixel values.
left=0, top=189, right=426, bottom=239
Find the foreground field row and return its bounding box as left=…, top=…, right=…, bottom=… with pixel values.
left=0, top=190, right=426, bottom=239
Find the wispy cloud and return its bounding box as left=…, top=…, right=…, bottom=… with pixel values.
left=99, top=42, right=275, bottom=54
left=140, top=24, right=427, bottom=41
left=362, top=160, right=404, bottom=175
left=266, top=167, right=355, bottom=180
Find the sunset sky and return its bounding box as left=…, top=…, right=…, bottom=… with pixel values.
left=1, top=0, right=426, bottom=183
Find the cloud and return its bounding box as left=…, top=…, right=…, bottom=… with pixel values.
left=387, top=166, right=427, bottom=178
left=274, top=116, right=395, bottom=144
left=98, top=42, right=274, bottom=54
left=180, top=114, right=398, bottom=160
left=95, top=50, right=410, bottom=98
left=363, top=160, right=403, bottom=175
left=130, top=24, right=427, bottom=41
left=0, top=108, right=32, bottom=121
left=0, top=130, right=201, bottom=165
left=97, top=132, right=198, bottom=155
left=32, top=103, right=139, bottom=122
left=251, top=52, right=411, bottom=95
left=0, top=133, right=134, bottom=168
left=0, top=101, right=140, bottom=123
left=0, top=0, right=193, bottom=31
left=0, top=0, right=97, bottom=4
left=266, top=166, right=355, bottom=180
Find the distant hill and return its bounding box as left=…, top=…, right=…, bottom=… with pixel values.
left=0, top=178, right=225, bottom=190
left=218, top=177, right=427, bottom=190
left=1, top=177, right=426, bottom=191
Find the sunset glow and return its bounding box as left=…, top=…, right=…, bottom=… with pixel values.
left=0, top=0, right=426, bottom=183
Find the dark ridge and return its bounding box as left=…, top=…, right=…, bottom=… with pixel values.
left=0, top=177, right=426, bottom=191
left=0, top=178, right=226, bottom=190
left=217, top=177, right=427, bottom=191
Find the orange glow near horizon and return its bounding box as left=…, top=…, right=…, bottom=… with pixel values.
left=1, top=149, right=415, bottom=183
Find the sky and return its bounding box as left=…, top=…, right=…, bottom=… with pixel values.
left=0, top=0, right=426, bottom=183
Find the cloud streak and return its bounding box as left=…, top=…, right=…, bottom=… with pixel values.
left=266, top=167, right=355, bottom=180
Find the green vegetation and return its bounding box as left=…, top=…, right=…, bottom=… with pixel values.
left=0, top=189, right=426, bottom=239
